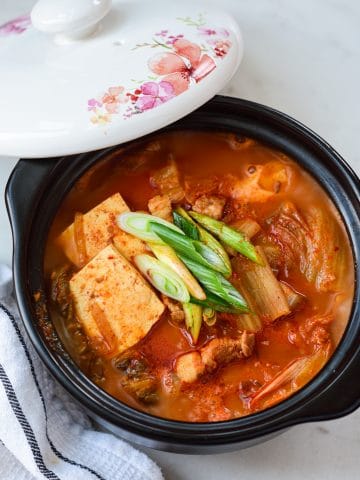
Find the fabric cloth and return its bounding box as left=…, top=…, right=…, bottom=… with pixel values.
left=0, top=264, right=163, bottom=480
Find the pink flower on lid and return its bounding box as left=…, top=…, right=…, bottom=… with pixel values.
left=166, top=34, right=184, bottom=45
left=101, top=86, right=128, bottom=114
left=148, top=38, right=216, bottom=95
left=155, top=30, right=168, bottom=37
left=213, top=39, right=231, bottom=57
left=87, top=98, right=102, bottom=112
left=198, top=27, right=229, bottom=38
left=0, top=14, right=31, bottom=36
left=135, top=81, right=175, bottom=111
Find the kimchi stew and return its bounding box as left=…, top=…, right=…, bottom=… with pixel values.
left=45, top=132, right=354, bottom=422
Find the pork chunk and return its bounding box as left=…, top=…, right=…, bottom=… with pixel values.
left=201, top=334, right=255, bottom=370
left=70, top=245, right=164, bottom=357
left=58, top=193, right=146, bottom=266
left=221, top=162, right=288, bottom=204
left=161, top=295, right=185, bottom=323
left=175, top=352, right=204, bottom=383
left=192, top=195, right=226, bottom=220
left=175, top=332, right=255, bottom=383
left=150, top=158, right=184, bottom=202
left=148, top=195, right=173, bottom=222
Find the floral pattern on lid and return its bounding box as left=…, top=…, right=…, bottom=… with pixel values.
left=0, top=15, right=31, bottom=36
left=88, top=14, right=232, bottom=125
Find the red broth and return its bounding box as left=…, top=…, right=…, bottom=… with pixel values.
left=44, top=132, right=354, bottom=422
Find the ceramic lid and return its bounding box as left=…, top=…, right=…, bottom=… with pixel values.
left=0, top=0, right=243, bottom=158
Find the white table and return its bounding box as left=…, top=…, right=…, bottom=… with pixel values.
left=1, top=1, right=359, bottom=479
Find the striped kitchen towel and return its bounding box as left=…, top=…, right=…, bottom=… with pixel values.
left=0, top=264, right=163, bottom=480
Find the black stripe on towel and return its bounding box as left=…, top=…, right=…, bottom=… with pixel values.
left=0, top=303, right=106, bottom=480
left=0, top=362, right=60, bottom=480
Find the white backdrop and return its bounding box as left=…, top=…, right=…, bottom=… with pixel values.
left=0, top=1, right=359, bottom=479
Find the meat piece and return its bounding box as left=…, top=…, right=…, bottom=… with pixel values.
left=161, top=295, right=185, bottom=323
left=221, top=172, right=272, bottom=204
left=175, top=332, right=255, bottom=383
left=70, top=245, right=164, bottom=357
left=58, top=193, right=146, bottom=267
left=192, top=195, right=226, bottom=220
left=201, top=334, right=255, bottom=370
left=184, top=175, right=219, bottom=204
left=148, top=195, right=173, bottom=222
left=220, top=162, right=288, bottom=204
left=258, top=161, right=288, bottom=192
left=175, top=351, right=204, bottom=383
left=150, top=158, right=184, bottom=202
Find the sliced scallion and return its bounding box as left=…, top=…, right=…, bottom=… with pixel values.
left=174, top=208, right=232, bottom=277
left=203, top=307, right=217, bottom=326
left=134, top=254, right=190, bottom=303
left=190, top=291, right=241, bottom=313
left=183, top=303, right=202, bottom=343
left=189, top=211, right=263, bottom=264
left=179, top=255, right=249, bottom=312
left=149, top=222, right=230, bottom=276
left=149, top=244, right=205, bottom=300
left=173, top=210, right=199, bottom=240
left=117, top=212, right=183, bottom=243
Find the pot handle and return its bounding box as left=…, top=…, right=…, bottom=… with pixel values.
left=6, top=158, right=59, bottom=245
left=295, top=352, right=360, bottom=422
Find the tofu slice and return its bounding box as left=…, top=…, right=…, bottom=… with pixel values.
left=113, top=231, right=147, bottom=261
left=70, top=245, right=164, bottom=357
left=58, top=193, right=146, bottom=266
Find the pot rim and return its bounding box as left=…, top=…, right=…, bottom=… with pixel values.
left=6, top=96, right=360, bottom=450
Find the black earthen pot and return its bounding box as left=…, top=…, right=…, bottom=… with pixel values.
left=6, top=96, right=360, bottom=453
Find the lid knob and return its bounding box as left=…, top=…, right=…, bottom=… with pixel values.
left=31, top=0, right=112, bottom=44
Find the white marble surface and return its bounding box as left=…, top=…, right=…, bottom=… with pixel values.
left=0, top=1, right=359, bottom=479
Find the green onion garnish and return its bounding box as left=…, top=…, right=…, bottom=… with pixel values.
left=173, top=210, right=200, bottom=240
left=203, top=307, right=217, bottom=326
left=134, top=254, right=190, bottom=303
left=117, top=212, right=183, bottom=243
left=149, top=222, right=230, bottom=276
left=149, top=244, right=205, bottom=300
left=179, top=255, right=249, bottom=312
left=189, top=211, right=263, bottom=264
left=190, top=291, right=242, bottom=313
left=183, top=303, right=202, bottom=343
left=174, top=207, right=232, bottom=277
